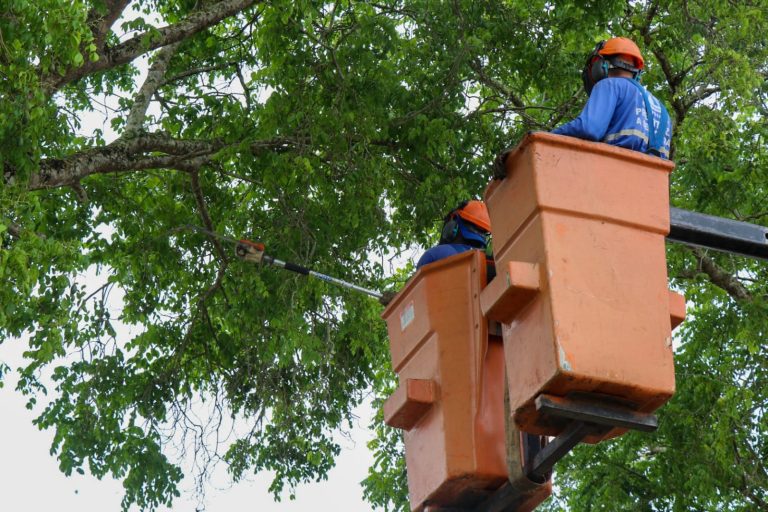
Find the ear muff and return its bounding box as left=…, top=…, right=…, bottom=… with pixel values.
left=581, top=41, right=608, bottom=96
left=439, top=217, right=460, bottom=244
left=438, top=200, right=468, bottom=244
left=590, top=57, right=610, bottom=84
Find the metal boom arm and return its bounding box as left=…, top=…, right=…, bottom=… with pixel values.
left=668, top=207, right=768, bottom=261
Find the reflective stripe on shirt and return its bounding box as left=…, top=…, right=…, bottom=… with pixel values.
left=603, top=129, right=648, bottom=143
left=603, top=129, right=669, bottom=157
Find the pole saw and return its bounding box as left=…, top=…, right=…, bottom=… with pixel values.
left=236, top=238, right=383, bottom=300
left=183, top=225, right=384, bottom=300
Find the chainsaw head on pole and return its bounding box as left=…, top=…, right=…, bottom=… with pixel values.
left=236, top=239, right=266, bottom=263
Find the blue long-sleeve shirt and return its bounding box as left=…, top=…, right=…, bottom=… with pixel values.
left=552, top=77, right=671, bottom=158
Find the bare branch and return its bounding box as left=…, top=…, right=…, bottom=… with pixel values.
left=690, top=247, right=753, bottom=302
left=42, top=0, right=261, bottom=95
left=190, top=170, right=228, bottom=264
left=125, top=42, right=181, bottom=134
left=87, top=0, right=132, bottom=48
left=28, top=133, right=299, bottom=190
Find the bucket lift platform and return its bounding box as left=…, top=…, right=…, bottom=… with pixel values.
left=381, top=132, right=687, bottom=512
left=481, top=132, right=685, bottom=443
left=382, top=250, right=552, bottom=512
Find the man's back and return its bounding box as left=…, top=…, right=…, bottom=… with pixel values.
left=417, top=243, right=476, bottom=269
left=552, top=77, right=671, bottom=158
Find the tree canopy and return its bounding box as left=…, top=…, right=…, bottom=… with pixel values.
left=1, top=0, right=766, bottom=510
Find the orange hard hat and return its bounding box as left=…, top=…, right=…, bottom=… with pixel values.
left=456, top=200, right=491, bottom=232
left=598, top=37, right=644, bottom=70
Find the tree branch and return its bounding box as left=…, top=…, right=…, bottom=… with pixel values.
left=42, top=0, right=261, bottom=95
left=3, top=220, right=47, bottom=240
left=125, top=42, right=181, bottom=134
left=87, top=0, right=132, bottom=49
left=190, top=170, right=228, bottom=264
left=683, top=85, right=721, bottom=110
left=235, top=64, right=252, bottom=111
left=467, top=59, right=544, bottom=129
left=635, top=2, right=686, bottom=125
left=7, top=222, right=22, bottom=239
left=690, top=247, right=753, bottom=302
left=161, top=63, right=238, bottom=86
left=28, top=133, right=299, bottom=190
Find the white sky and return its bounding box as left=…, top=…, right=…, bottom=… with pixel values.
left=0, top=235, right=384, bottom=512
left=0, top=331, right=377, bottom=511
left=0, top=190, right=404, bottom=512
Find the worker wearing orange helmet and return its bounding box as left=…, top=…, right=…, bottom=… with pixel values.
left=417, top=200, right=492, bottom=269
left=551, top=37, right=672, bottom=158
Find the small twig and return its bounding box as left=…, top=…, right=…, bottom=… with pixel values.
left=190, top=169, right=229, bottom=264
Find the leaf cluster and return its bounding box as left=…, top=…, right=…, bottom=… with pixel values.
left=0, top=0, right=767, bottom=510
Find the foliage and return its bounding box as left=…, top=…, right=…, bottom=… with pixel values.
left=0, top=0, right=766, bottom=510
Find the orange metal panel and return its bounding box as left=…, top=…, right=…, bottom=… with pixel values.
left=480, top=261, right=540, bottom=324
left=384, top=378, right=437, bottom=431
left=382, top=251, right=511, bottom=511
left=484, top=132, right=684, bottom=443
left=669, top=290, right=686, bottom=329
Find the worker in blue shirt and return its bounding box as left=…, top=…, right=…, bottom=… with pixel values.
left=417, top=200, right=491, bottom=269
left=552, top=37, right=672, bottom=158
left=377, top=200, right=492, bottom=305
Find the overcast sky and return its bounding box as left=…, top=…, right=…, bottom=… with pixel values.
left=0, top=263, right=380, bottom=511
left=1, top=333, right=377, bottom=511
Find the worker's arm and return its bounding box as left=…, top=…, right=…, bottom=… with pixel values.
left=551, top=80, right=618, bottom=142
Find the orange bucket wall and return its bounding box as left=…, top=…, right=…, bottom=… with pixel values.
left=381, top=251, right=508, bottom=510
left=482, top=133, right=684, bottom=442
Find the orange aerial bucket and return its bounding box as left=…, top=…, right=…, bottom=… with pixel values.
left=481, top=132, right=685, bottom=442
left=382, top=250, right=550, bottom=511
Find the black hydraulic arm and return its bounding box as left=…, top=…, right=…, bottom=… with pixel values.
left=668, top=207, right=768, bottom=261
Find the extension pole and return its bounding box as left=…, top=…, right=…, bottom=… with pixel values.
left=235, top=239, right=383, bottom=300
left=262, top=255, right=383, bottom=299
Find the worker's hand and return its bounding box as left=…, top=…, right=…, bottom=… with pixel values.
left=492, top=132, right=545, bottom=180
left=378, top=290, right=397, bottom=306
left=492, top=148, right=513, bottom=180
